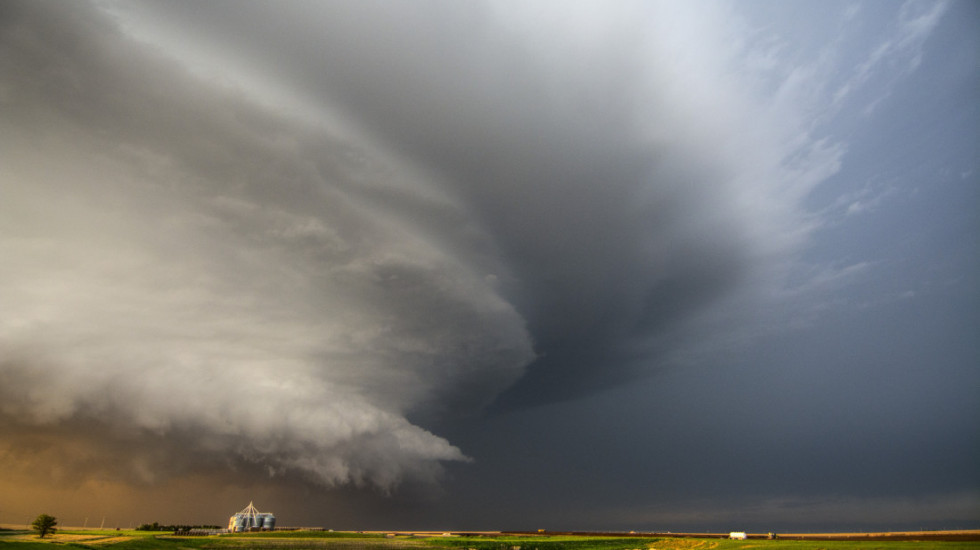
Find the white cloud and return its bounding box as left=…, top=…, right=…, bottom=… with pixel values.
left=836, top=0, right=949, bottom=109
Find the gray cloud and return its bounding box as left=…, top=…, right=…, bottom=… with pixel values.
left=2, top=0, right=973, bottom=529
left=0, top=0, right=842, bottom=488
left=0, top=0, right=532, bottom=490
left=120, top=0, right=848, bottom=405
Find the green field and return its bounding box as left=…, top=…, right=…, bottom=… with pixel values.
left=1, top=529, right=977, bottom=550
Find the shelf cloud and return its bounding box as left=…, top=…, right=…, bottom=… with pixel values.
left=2, top=1, right=975, bottom=527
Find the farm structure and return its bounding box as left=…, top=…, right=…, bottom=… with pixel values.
left=228, top=501, right=276, bottom=532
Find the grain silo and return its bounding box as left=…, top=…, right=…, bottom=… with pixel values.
left=228, top=501, right=276, bottom=532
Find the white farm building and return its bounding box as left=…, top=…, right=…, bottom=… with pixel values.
left=228, top=501, right=276, bottom=532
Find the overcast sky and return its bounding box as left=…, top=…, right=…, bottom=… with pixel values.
left=1, top=0, right=977, bottom=533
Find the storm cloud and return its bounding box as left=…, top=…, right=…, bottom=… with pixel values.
left=1, top=0, right=535, bottom=490
left=1, top=0, right=977, bottom=530
left=111, top=0, right=855, bottom=402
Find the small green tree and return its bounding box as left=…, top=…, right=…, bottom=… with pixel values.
left=31, top=514, right=58, bottom=538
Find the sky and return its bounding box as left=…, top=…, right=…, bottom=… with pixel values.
left=0, top=0, right=977, bottom=533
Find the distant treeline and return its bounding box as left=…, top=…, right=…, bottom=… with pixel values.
left=136, top=522, right=221, bottom=532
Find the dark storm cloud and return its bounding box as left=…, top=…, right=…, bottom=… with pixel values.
left=0, top=0, right=855, bottom=490
left=3, top=0, right=975, bottom=531
left=0, top=0, right=533, bottom=490
left=113, top=0, right=848, bottom=405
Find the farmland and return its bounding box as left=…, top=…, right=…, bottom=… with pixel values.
left=1, top=528, right=978, bottom=550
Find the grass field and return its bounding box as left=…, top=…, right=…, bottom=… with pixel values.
left=1, top=529, right=977, bottom=550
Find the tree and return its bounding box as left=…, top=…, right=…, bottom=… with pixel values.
left=31, top=514, right=58, bottom=538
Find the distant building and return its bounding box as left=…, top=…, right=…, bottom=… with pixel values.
left=228, top=502, right=276, bottom=532
left=729, top=532, right=747, bottom=540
